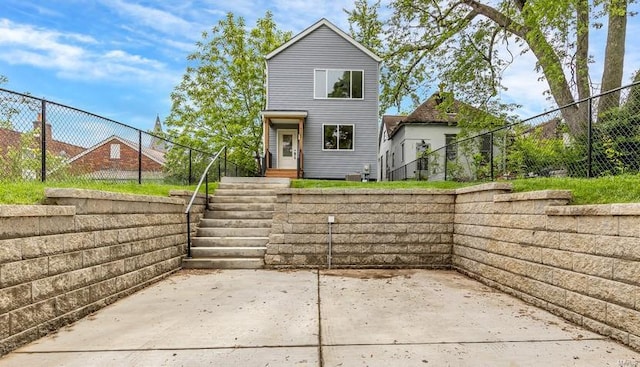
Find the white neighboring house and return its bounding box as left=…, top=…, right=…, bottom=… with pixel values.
left=378, top=93, right=463, bottom=181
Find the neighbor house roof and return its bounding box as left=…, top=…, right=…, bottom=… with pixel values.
left=0, top=126, right=84, bottom=157
left=266, top=18, right=382, bottom=62
left=382, top=115, right=404, bottom=137
left=388, top=93, right=470, bottom=139
left=67, top=135, right=166, bottom=165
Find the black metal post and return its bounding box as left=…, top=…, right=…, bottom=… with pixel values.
left=224, top=146, right=227, bottom=177
left=218, top=159, right=221, bottom=180
left=40, top=99, right=46, bottom=182
left=587, top=99, right=593, bottom=178
left=444, top=156, right=448, bottom=181
left=186, top=212, right=191, bottom=258
left=138, top=130, right=142, bottom=184
left=188, top=149, right=192, bottom=185
left=490, top=132, right=494, bottom=181
left=404, top=165, right=407, bottom=180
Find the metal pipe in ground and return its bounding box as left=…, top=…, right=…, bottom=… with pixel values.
left=327, top=216, right=334, bottom=269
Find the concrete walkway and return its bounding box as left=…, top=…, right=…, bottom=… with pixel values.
left=1, top=269, right=639, bottom=366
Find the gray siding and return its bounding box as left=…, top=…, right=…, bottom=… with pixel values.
left=267, top=25, right=379, bottom=179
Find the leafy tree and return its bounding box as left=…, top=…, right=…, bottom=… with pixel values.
left=0, top=130, right=69, bottom=182
left=166, top=12, right=291, bottom=174
left=345, top=0, right=384, bottom=54
left=363, top=0, right=633, bottom=136
left=584, top=70, right=640, bottom=176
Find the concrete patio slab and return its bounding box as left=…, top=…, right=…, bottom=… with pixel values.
left=319, top=269, right=595, bottom=345
left=0, top=269, right=638, bottom=367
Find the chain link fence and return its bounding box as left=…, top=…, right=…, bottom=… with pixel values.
left=390, top=81, right=640, bottom=182
left=0, top=88, right=258, bottom=184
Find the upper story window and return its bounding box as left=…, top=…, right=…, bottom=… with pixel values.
left=315, top=69, right=363, bottom=99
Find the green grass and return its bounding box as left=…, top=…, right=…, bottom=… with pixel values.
left=293, top=174, right=640, bottom=205
left=0, top=181, right=217, bottom=205
left=291, top=179, right=472, bottom=190
left=510, top=175, right=640, bottom=205
left=3, top=175, right=639, bottom=205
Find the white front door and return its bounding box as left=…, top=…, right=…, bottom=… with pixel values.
left=277, top=129, right=298, bottom=169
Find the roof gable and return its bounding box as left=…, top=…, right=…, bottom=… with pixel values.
left=68, top=135, right=165, bottom=165
left=266, top=18, right=381, bottom=62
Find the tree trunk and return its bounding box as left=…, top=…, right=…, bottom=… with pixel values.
left=598, top=0, right=628, bottom=115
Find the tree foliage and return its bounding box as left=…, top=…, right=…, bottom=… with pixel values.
left=0, top=130, right=69, bottom=182
left=166, top=12, right=291, bottom=173
left=346, top=0, right=634, bottom=137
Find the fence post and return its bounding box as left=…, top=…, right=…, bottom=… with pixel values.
left=218, top=158, right=221, bottom=180
left=41, top=99, right=47, bottom=182
left=490, top=132, right=494, bottom=181
left=224, top=146, right=228, bottom=177
left=587, top=98, right=593, bottom=178
left=188, top=149, right=192, bottom=185
left=444, top=156, right=448, bottom=181
left=138, top=130, right=142, bottom=184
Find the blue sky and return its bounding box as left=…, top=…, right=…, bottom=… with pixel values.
left=1, top=0, right=639, bottom=132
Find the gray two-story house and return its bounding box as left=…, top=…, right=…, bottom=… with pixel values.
left=261, top=19, right=381, bottom=179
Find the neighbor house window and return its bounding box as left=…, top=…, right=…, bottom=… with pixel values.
left=323, top=124, right=354, bottom=150
left=445, top=134, right=457, bottom=160
left=315, top=69, right=363, bottom=99
left=401, top=143, right=405, bottom=163
left=110, top=143, right=120, bottom=159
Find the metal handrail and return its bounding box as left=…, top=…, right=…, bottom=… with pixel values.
left=184, top=146, right=226, bottom=258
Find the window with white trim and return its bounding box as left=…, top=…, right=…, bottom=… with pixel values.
left=323, top=124, right=354, bottom=150
left=315, top=69, right=363, bottom=99
left=110, top=143, right=121, bottom=159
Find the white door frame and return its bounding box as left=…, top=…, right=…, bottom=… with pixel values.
left=277, top=129, right=298, bottom=169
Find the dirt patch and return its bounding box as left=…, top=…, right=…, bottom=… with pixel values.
left=321, top=269, right=417, bottom=279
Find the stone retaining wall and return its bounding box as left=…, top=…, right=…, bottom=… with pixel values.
left=266, top=189, right=455, bottom=268
left=0, top=189, right=205, bottom=354
left=452, top=183, right=640, bottom=351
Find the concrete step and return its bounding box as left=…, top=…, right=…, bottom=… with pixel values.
left=192, top=237, right=269, bottom=247
left=190, top=246, right=266, bottom=258
left=198, top=218, right=272, bottom=228
left=209, top=203, right=275, bottom=212
left=196, top=227, right=270, bottom=237
left=217, top=183, right=289, bottom=190
left=214, top=189, right=276, bottom=197
left=205, top=210, right=273, bottom=220
left=210, top=195, right=277, bottom=204
left=182, top=257, right=264, bottom=269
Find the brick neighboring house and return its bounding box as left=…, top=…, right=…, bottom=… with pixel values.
left=67, top=135, right=166, bottom=180
left=0, top=114, right=85, bottom=179
left=0, top=114, right=85, bottom=158
left=1, top=113, right=167, bottom=180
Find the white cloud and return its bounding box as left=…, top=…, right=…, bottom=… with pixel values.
left=102, top=0, right=203, bottom=40
left=0, top=18, right=174, bottom=85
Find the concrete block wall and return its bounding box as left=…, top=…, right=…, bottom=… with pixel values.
left=452, top=183, right=640, bottom=351
left=266, top=188, right=455, bottom=268
left=0, top=188, right=205, bottom=354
